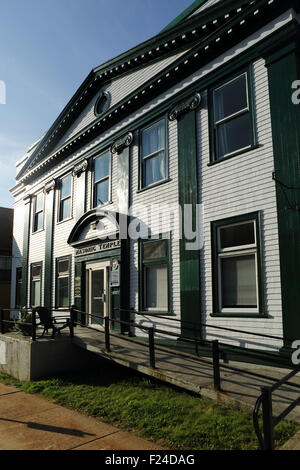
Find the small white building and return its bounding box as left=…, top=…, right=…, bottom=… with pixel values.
left=10, top=0, right=300, bottom=364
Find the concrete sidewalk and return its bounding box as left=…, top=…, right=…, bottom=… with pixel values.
left=0, top=383, right=165, bottom=450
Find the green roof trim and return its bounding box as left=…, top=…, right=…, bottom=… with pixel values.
left=161, top=0, right=209, bottom=33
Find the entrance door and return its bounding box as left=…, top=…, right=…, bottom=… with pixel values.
left=86, top=261, right=110, bottom=328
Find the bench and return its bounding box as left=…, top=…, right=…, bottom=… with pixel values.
left=33, top=307, right=70, bottom=338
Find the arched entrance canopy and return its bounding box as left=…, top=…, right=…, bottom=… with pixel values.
left=67, top=208, right=120, bottom=246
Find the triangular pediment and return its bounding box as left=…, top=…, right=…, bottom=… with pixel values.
left=17, top=46, right=199, bottom=180
left=52, top=48, right=189, bottom=153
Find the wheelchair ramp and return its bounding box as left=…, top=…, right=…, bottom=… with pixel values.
left=73, top=327, right=300, bottom=424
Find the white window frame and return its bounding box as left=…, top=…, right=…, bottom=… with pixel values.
left=216, top=219, right=259, bottom=314
left=93, top=150, right=111, bottom=208
left=58, top=173, right=73, bottom=223
left=31, top=262, right=42, bottom=308
left=213, top=72, right=252, bottom=160
left=33, top=191, right=44, bottom=233
left=56, top=257, right=70, bottom=308
left=140, top=119, right=167, bottom=189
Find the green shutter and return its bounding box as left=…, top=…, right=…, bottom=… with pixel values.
left=177, top=110, right=201, bottom=337
left=265, top=41, right=300, bottom=345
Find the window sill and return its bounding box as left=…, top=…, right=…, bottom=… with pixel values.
left=137, top=311, right=174, bottom=317
left=93, top=200, right=113, bottom=210
left=207, top=145, right=260, bottom=166
left=210, top=312, right=269, bottom=318
left=57, top=216, right=73, bottom=226
left=137, top=178, right=172, bottom=194
left=32, top=228, right=44, bottom=235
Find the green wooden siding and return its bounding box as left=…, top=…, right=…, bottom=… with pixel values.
left=177, top=110, right=201, bottom=337
left=265, top=40, right=300, bottom=345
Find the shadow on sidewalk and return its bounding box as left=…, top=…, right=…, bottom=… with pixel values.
left=0, top=417, right=96, bottom=437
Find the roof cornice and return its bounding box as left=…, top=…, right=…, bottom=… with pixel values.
left=160, top=0, right=209, bottom=33
left=17, top=0, right=258, bottom=181
left=18, top=0, right=298, bottom=183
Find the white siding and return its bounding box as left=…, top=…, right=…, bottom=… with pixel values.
left=130, top=119, right=181, bottom=339
left=51, top=186, right=75, bottom=315
left=197, top=59, right=283, bottom=351
left=10, top=195, right=25, bottom=312
left=27, top=205, right=46, bottom=307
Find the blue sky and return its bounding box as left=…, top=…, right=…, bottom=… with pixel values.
left=0, top=0, right=194, bottom=208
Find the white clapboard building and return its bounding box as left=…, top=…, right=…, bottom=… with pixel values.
left=10, top=0, right=300, bottom=364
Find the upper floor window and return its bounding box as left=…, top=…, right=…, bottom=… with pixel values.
left=33, top=192, right=44, bottom=232
left=58, top=174, right=72, bottom=222
left=93, top=151, right=110, bottom=207
left=140, top=119, right=166, bottom=188
left=210, top=71, right=255, bottom=163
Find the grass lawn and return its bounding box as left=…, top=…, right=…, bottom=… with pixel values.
left=0, top=361, right=298, bottom=450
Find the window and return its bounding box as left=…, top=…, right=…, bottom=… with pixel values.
left=93, top=151, right=110, bottom=207
left=140, top=119, right=166, bottom=188
left=211, top=213, right=264, bottom=316
left=33, top=192, right=44, bottom=232
left=94, top=91, right=110, bottom=117
left=56, top=257, right=70, bottom=308
left=58, top=174, right=72, bottom=222
left=15, top=267, right=22, bottom=308
left=140, top=238, right=170, bottom=312
left=210, top=71, right=255, bottom=162
left=31, top=263, right=42, bottom=307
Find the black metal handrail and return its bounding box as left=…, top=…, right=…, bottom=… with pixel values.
left=117, top=307, right=293, bottom=344
left=71, top=307, right=296, bottom=394
left=111, top=307, right=297, bottom=369
left=253, top=366, right=300, bottom=450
